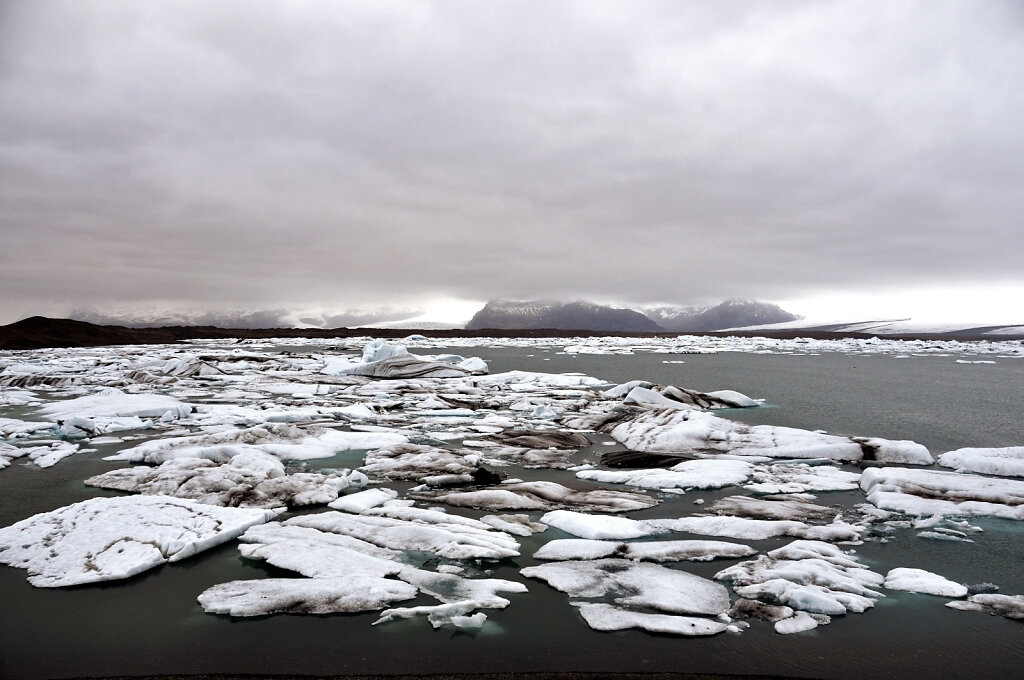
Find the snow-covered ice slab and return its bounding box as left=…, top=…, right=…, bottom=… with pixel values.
left=744, top=464, right=861, bottom=494
left=522, top=558, right=730, bottom=616
left=774, top=611, right=821, bottom=634
left=198, top=576, right=417, bottom=616
left=860, top=467, right=1024, bottom=519
left=576, top=603, right=729, bottom=636
left=883, top=567, right=967, bottom=597
left=408, top=481, right=658, bottom=513
left=40, top=387, right=192, bottom=420
left=534, top=538, right=756, bottom=562
left=0, top=496, right=278, bottom=587
left=705, top=495, right=838, bottom=522
left=576, top=458, right=752, bottom=491
left=938, top=447, right=1024, bottom=478
left=85, top=453, right=366, bottom=508
left=645, top=515, right=862, bottom=542
left=945, top=594, right=1024, bottom=619
left=573, top=408, right=933, bottom=464
left=540, top=510, right=664, bottom=540
left=284, top=509, right=520, bottom=560
left=328, top=487, right=398, bottom=513
left=105, top=424, right=407, bottom=464
left=716, top=540, right=883, bottom=616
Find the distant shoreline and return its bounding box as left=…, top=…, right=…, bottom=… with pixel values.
left=1, top=316, right=1021, bottom=352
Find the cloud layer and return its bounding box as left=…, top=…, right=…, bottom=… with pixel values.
left=2, top=1, right=1022, bottom=323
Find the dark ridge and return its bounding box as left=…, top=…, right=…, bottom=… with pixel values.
left=74, top=674, right=806, bottom=680
left=1, top=316, right=1021, bottom=351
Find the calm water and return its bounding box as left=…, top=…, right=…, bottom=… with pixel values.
left=1, top=347, right=1022, bottom=679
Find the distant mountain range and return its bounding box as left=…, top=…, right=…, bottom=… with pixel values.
left=465, top=300, right=662, bottom=332
left=465, top=298, right=798, bottom=332
left=68, top=307, right=423, bottom=329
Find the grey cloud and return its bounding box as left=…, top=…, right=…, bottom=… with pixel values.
left=1, top=0, right=1022, bottom=322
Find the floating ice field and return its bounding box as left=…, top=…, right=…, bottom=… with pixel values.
left=1, top=336, right=1023, bottom=635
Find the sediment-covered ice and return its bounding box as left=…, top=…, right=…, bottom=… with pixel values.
left=479, top=513, right=547, bottom=536
left=576, top=458, right=752, bottom=490
left=705, top=496, right=838, bottom=522
left=860, top=467, right=1024, bottom=519
left=575, top=602, right=729, bottom=636
left=360, top=443, right=483, bottom=482
left=85, top=453, right=365, bottom=507
left=883, top=567, right=967, bottom=597
left=938, top=447, right=1024, bottom=478
left=534, top=538, right=756, bottom=562
left=945, top=593, right=1024, bottom=619
left=0, top=495, right=278, bottom=587
left=522, top=558, right=730, bottom=616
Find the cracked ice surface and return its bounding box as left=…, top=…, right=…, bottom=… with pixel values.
left=0, top=495, right=278, bottom=587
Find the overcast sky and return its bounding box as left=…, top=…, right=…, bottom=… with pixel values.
left=2, top=0, right=1023, bottom=325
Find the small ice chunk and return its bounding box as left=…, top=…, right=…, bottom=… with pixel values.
left=774, top=611, right=819, bottom=634
left=576, top=603, right=728, bottom=636
left=328, top=487, right=399, bottom=513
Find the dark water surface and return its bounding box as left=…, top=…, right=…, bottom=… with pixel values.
left=1, top=347, right=1022, bottom=680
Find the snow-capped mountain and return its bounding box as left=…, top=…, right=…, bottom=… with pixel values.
left=644, top=299, right=798, bottom=332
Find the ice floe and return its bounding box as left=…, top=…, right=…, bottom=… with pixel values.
left=522, top=558, right=730, bottom=616
left=408, top=480, right=658, bottom=513
left=0, top=495, right=278, bottom=587
left=570, top=408, right=933, bottom=464
left=84, top=452, right=366, bottom=508
left=198, top=576, right=418, bottom=616
left=945, top=594, right=1024, bottom=619
left=283, top=509, right=520, bottom=559
left=575, top=603, right=729, bottom=636
left=540, top=510, right=663, bottom=540
left=105, top=424, right=407, bottom=464
left=576, top=458, right=752, bottom=491
left=883, top=567, right=967, bottom=597
left=938, top=447, right=1024, bottom=478
left=40, top=387, right=192, bottom=421
left=716, top=541, right=883, bottom=617
left=646, top=516, right=862, bottom=542
left=534, top=538, right=756, bottom=562
left=860, top=467, right=1024, bottom=519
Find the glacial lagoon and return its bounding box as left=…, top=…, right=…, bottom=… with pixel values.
left=1, top=335, right=1022, bottom=679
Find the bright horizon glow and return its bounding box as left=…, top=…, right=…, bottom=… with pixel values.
left=779, top=283, right=1024, bottom=327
